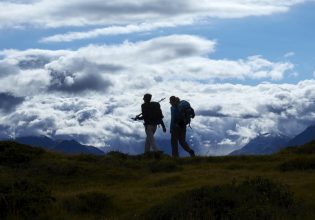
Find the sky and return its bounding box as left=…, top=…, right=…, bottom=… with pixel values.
left=1, top=0, right=315, bottom=155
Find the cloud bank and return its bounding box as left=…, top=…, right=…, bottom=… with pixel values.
left=0, top=0, right=311, bottom=42
left=0, top=35, right=313, bottom=155
left=0, top=0, right=308, bottom=28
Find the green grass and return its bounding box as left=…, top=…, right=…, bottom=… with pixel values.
left=1, top=141, right=315, bottom=219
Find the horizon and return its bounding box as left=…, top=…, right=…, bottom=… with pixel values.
left=1, top=0, right=315, bottom=155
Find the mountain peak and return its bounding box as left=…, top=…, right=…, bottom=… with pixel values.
left=15, top=136, right=104, bottom=155
left=229, top=133, right=290, bottom=155
left=287, top=124, right=315, bottom=146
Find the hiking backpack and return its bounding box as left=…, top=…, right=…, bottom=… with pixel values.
left=149, top=101, right=164, bottom=125
left=178, top=100, right=195, bottom=127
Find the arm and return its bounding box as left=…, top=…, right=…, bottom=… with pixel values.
left=160, top=119, right=166, bottom=132
left=170, top=106, right=175, bottom=133
left=136, top=104, right=145, bottom=120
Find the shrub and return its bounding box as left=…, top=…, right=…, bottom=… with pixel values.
left=62, top=191, right=111, bottom=215
left=140, top=151, right=168, bottom=160
left=0, top=141, right=44, bottom=167
left=282, top=141, right=315, bottom=155
left=279, top=158, right=315, bottom=171
left=143, top=177, right=299, bottom=220
left=73, top=154, right=100, bottom=163
left=0, top=180, right=55, bottom=219
left=106, top=151, right=129, bottom=160
left=147, top=160, right=180, bottom=173
left=152, top=176, right=182, bottom=187
left=40, top=160, right=82, bottom=176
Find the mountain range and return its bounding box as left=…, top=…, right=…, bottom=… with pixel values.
left=229, top=124, right=315, bottom=155
left=286, top=124, right=315, bottom=146
left=3, top=124, right=315, bottom=156
left=229, top=133, right=290, bottom=155
left=14, top=136, right=104, bottom=155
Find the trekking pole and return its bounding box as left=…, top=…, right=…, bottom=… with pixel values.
left=157, top=97, right=166, bottom=103
left=131, top=113, right=142, bottom=121
left=131, top=97, right=166, bottom=121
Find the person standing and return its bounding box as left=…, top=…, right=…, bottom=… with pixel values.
left=169, top=96, right=195, bottom=157
left=136, top=94, right=166, bottom=153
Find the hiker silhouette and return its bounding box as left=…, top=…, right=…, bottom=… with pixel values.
left=169, top=96, right=195, bottom=157
left=135, top=94, right=166, bottom=153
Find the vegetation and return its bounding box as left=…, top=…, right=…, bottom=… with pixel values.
left=143, top=177, right=298, bottom=220
left=1, top=141, right=315, bottom=219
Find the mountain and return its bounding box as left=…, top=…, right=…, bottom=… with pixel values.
left=15, top=136, right=104, bottom=155
left=54, top=139, right=104, bottom=155
left=16, top=136, right=56, bottom=149
left=229, top=133, right=290, bottom=155
left=287, top=124, right=315, bottom=146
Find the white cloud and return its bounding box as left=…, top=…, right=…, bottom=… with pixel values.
left=41, top=22, right=187, bottom=43
left=218, top=138, right=237, bottom=146
left=0, top=1, right=309, bottom=32
left=0, top=34, right=312, bottom=155
left=0, top=35, right=293, bottom=96
left=284, top=52, right=295, bottom=58
left=2, top=79, right=315, bottom=155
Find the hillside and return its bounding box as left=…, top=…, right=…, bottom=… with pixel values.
left=15, top=136, right=104, bottom=155
left=1, top=141, right=315, bottom=219
left=229, top=133, right=290, bottom=155
left=229, top=124, right=315, bottom=156
left=287, top=124, right=315, bottom=146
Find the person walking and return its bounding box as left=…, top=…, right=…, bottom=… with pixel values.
left=136, top=93, right=166, bottom=153
left=169, top=96, right=195, bottom=157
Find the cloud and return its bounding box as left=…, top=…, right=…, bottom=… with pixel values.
left=18, top=56, right=51, bottom=70
left=0, top=34, right=310, bottom=155
left=1, top=80, right=315, bottom=155
left=0, top=92, right=25, bottom=112
left=41, top=22, right=183, bottom=43
left=284, top=52, right=295, bottom=58
left=0, top=0, right=309, bottom=36
left=1, top=35, right=293, bottom=97
left=48, top=69, right=112, bottom=93
left=0, top=60, right=20, bottom=78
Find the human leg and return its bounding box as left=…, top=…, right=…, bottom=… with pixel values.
left=178, top=127, right=195, bottom=157
left=145, top=125, right=159, bottom=152
left=171, top=129, right=179, bottom=157
left=144, top=125, right=150, bottom=153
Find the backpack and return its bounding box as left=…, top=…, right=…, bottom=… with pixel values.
left=149, top=102, right=164, bottom=125
left=178, top=100, right=195, bottom=127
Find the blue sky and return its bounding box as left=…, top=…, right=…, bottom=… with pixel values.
left=1, top=0, right=315, bottom=155
left=1, top=1, right=314, bottom=84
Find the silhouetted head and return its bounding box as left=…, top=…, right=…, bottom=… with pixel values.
left=169, top=96, right=180, bottom=106
left=143, top=93, right=152, bottom=103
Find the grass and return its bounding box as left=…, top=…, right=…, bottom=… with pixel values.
left=143, top=177, right=299, bottom=220
left=1, top=141, right=315, bottom=219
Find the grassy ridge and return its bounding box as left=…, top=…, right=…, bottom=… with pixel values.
left=1, top=141, right=315, bottom=219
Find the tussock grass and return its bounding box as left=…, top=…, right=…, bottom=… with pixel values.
left=151, top=175, right=182, bottom=187
left=143, top=177, right=300, bottom=220
left=279, top=157, right=315, bottom=171
left=280, top=140, right=315, bottom=155
left=62, top=191, right=112, bottom=215
left=0, top=179, right=55, bottom=219
left=0, top=141, right=44, bottom=167
left=1, top=141, right=315, bottom=219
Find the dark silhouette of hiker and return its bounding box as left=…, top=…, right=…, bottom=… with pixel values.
left=136, top=94, right=166, bottom=153
left=169, top=96, right=195, bottom=157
